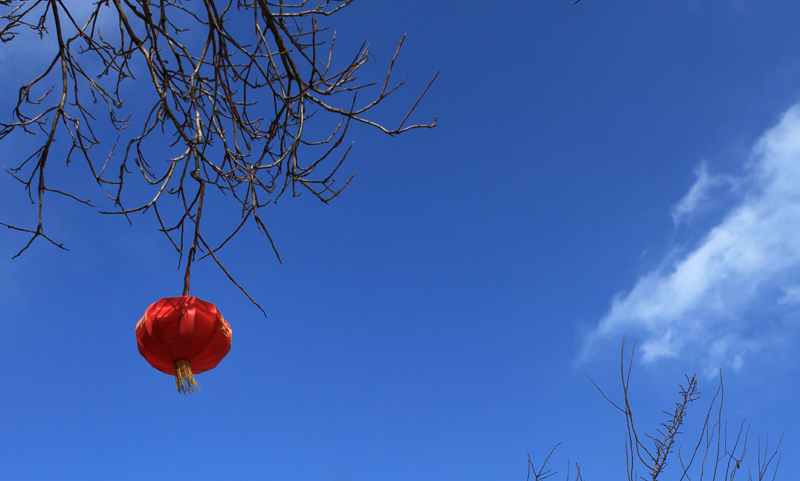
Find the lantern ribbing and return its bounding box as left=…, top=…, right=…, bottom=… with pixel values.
left=136, top=296, right=232, bottom=394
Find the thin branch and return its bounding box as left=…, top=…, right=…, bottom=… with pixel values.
left=2, top=0, right=436, bottom=311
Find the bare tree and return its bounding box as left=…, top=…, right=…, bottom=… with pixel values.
left=528, top=443, right=586, bottom=481
left=530, top=337, right=782, bottom=481
left=0, top=0, right=436, bottom=312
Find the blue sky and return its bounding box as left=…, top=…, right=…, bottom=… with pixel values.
left=2, top=1, right=800, bottom=479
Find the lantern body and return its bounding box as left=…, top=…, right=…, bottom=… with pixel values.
left=136, top=296, right=232, bottom=393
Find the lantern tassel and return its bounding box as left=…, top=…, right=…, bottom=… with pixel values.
left=174, top=360, right=199, bottom=394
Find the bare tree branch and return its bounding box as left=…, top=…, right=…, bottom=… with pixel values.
left=583, top=337, right=782, bottom=481
left=1, top=0, right=436, bottom=312
left=527, top=443, right=562, bottom=481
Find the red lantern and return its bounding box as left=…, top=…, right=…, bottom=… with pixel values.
left=136, top=296, right=232, bottom=394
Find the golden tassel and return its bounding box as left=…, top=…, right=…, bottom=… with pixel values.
left=174, top=360, right=200, bottom=394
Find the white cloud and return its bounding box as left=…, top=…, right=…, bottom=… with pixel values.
left=585, top=104, right=800, bottom=374
left=778, top=284, right=800, bottom=304
left=670, top=162, right=736, bottom=226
